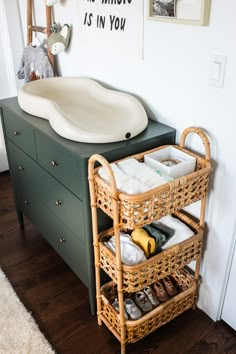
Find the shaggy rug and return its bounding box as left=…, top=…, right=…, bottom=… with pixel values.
left=0, top=268, right=55, bottom=353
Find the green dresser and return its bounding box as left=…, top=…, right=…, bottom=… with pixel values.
left=0, top=97, right=176, bottom=315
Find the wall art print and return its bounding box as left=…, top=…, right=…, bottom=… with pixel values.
left=148, top=0, right=211, bottom=25
left=78, top=0, right=144, bottom=59
left=153, top=0, right=177, bottom=18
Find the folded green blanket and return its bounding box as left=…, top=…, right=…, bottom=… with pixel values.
left=143, top=223, right=175, bottom=256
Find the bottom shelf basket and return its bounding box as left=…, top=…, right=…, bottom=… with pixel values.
left=100, top=267, right=198, bottom=344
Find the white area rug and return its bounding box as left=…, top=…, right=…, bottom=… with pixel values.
left=0, top=268, right=55, bottom=354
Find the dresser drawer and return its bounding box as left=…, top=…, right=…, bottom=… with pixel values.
left=36, top=169, right=85, bottom=241
left=35, top=131, right=83, bottom=200
left=3, top=108, right=37, bottom=160
left=17, top=192, right=89, bottom=287
left=7, top=140, right=40, bottom=190
left=8, top=140, right=86, bottom=243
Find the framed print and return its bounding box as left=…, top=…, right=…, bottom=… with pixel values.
left=148, top=0, right=211, bottom=26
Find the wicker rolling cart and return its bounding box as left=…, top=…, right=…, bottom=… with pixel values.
left=88, top=127, right=211, bottom=354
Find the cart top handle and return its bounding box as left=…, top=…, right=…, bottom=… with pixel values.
left=179, top=127, right=210, bottom=162
left=88, top=153, right=118, bottom=198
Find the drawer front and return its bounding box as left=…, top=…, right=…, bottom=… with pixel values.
left=3, top=108, right=37, bottom=160
left=17, top=191, right=89, bottom=287
left=8, top=140, right=86, bottom=243
left=35, top=131, right=83, bottom=200
left=7, top=139, right=40, bottom=192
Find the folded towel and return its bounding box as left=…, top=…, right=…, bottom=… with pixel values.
left=153, top=215, right=194, bottom=250
left=98, top=163, right=149, bottom=194
left=143, top=224, right=173, bottom=253
left=104, top=232, right=146, bottom=265
left=117, top=158, right=171, bottom=189
left=131, top=228, right=156, bottom=258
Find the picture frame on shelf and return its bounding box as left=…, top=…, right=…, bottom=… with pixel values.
left=147, top=0, right=211, bottom=26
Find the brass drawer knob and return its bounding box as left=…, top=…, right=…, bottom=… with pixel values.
left=51, top=160, right=58, bottom=166
left=14, top=131, right=20, bottom=136
left=19, top=166, right=24, bottom=171
left=55, top=200, right=62, bottom=206
left=59, top=238, right=66, bottom=244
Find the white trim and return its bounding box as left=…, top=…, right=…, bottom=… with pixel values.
left=218, top=221, right=236, bottom=320
left=0, top=0, right=17, bottom=97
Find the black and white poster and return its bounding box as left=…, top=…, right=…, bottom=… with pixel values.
left=78, top=0, right=144, bottom=58
left=152, top=0, right=177, bottom=17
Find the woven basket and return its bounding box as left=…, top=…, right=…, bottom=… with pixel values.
left=98, top=211, right=203, bottom=293
left=91, top=127, right=211, bottom=230
left=100, top=268, right=197, bottom=344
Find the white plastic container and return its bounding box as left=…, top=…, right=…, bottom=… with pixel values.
left=144, top=146, right=196, bottom=179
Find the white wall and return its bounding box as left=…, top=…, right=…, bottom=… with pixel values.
left=18, top=0, right=236, bottom=321
left=0, top=0, right=24, bottom=172
left=4, top=0, right=24, bottom=90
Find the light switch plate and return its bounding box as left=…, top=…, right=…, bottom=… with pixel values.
left=209, top=54, right=227, bottom=88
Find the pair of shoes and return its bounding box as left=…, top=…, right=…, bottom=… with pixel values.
left=134, top=286, right=160, bottom=312
left=124, top=298, right=142, bottom=320
left=143, top=286, right=160, bottom=307
left=163, top=276, right=178, bottom=297
left=112, top=298, right=129, bottom=319
left=134, top=291, right=153, bottom=312
left=154, top=276, right=178, bottom=302
left=154, top=282, right=169, bottom=302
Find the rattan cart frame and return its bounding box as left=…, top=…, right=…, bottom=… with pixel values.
left=88, top=127, right=211, bottom=354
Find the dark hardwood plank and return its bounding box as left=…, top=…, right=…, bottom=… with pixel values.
left=1, top=171, right=236, bottom=354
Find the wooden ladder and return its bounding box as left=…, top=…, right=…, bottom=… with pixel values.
left=27, top=0, right=54, bottom=71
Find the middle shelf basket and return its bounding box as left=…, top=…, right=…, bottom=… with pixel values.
left=98, top=210, right=203, bottom=292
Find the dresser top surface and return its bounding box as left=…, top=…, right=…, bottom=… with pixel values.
left=0, top=97, right=176, bottom=160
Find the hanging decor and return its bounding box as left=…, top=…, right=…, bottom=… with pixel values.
left=78, top=0, right=144, bottom=58
left=148, top=0, right=211, bottom=26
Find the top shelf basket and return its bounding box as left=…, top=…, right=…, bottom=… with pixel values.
left=88, top=127, right=211, bottom=230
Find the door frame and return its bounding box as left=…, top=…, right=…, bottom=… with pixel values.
left=0, top=0, right=18, bottom=98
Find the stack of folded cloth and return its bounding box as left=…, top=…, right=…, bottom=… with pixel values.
left=98, top=158, right=171, bottom=194
left=153, top=214, right=194, bottom=250
left=103, top=232, right=147, bottom=265
left=103, top=215, right=194, bottom=265
left=131, top=223, right=175, bottom=258
left=131, top=214, right=195, bottom=258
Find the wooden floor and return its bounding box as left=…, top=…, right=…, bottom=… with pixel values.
left=0, top=171, right=236, bottom=354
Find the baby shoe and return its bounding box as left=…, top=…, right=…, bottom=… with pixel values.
left=162, top=276, right=178, bottom=297
left=134, top=291, right=153, bottom=312
left=143, top=286, right=160, bottom=307
left=112, top=298, right=129, bottom=319
left=154, top=281, right=169, bottom=302
left=124, top=298, right=142, bottom=320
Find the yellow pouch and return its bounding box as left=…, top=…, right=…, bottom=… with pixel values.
left=131, top=228, right=156, bottom=258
